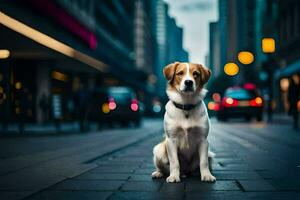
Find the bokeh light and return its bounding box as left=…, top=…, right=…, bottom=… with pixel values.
left=225, top=97, right=234, bottom=105
left=255, top=97, right=263, bottom=105
left=224, top=63, right=239, bottom=76
left=15, top=81, right=22, bottom=90
left=280, top=78, right=289, bottom=92
left=212, top=93, right=221, bottom=102
left=51, top=71, right=68, bottom=82
left=0, top=49, right=10, bottom=59
left=131, top=103, right=139, bottom=111
left=262, top=38, right=275, bottom=53
left=153, top=104, right=161, bottom=113
left=208, top=102, right=215, bottom=110
left=208, top=101, right=220, bottom=111
left=108, top=101, right=117, bottom=110
left=238, top=51, right=254, bottom=65
left=102, top=103, right=110, bottom=114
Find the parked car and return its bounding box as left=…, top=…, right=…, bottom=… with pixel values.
left=216, top=87, right=263, bottom=121
left=88, top=87, right=141, bottom=127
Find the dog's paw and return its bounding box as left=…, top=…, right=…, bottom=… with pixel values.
left=151, top=171, right=163, bottom=179
left=166, top=175, right=181, bottom=183
left=201, top=171, right=216, bottom=182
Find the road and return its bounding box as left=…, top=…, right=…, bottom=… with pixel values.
left=1, top=117, right=300, bottom=200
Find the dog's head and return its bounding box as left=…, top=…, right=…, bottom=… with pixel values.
left=163, top=62, right=211, bottom=94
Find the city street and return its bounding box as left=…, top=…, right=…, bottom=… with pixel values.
left=1, top=0, right=300, bottom=199
left=1, top=117, right=300, bottom=200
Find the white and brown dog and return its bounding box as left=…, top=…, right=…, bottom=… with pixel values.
left=151, top=62, right=216, bottom=183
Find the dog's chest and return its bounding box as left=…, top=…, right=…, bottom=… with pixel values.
left=165, top=117, right=208, bottom=150
left=164, top=101, right=209, bottom=149
left=165, top=104, right=209, bottom=133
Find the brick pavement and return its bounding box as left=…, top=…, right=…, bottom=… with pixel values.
left=23, top=122, right=300, bottom=200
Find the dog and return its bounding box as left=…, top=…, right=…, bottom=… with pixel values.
left=151, top=62, right=216, bottom=183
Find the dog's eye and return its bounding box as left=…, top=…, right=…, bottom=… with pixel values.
left=177, top=71, right=184, bottom=76
left=193, top=72, right=200, bottom=78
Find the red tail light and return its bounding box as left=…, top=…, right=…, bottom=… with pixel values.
left=249, top=97, right=263, bottom=107
left=222, top=97, right=238, bottom=107
left=131, top=99, right=139, bottom=111
left=108, top=97, right=116, bottom=110
left=208, top=101, right=220, bottom=111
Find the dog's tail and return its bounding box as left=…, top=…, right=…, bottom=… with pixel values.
left=208, top=151, right=216, bottom=158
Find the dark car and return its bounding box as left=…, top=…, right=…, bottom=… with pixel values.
left=216, top=87, right=263, bottom=121
left=88, top=87, right=141, bottom=127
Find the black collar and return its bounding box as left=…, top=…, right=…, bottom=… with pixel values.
left=172, top=101, right=202, bottom=111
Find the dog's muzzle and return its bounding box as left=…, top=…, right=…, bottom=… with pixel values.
left=183, top=80, right=194, bottom=92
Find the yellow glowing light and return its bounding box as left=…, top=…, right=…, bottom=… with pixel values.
left=15, top=82, right=22, bottom=90
left=262, top=38, right=275, bottom=53
left=51, top=71, right=68, bottom=82
left=280, top=78, right=289, bottom=92
left=0, top=87, right=3, bottom=101
left=0, top=49, right=10, bottom=59
left=102, top=103, right=110, bottom=114
left=224, top=63, right=239, bottom=76
left=238, top=51, right=254, bottom=65
left=297, top=100, right=300, bottom=111
left=255, top=97, right=263, bottom=105
left=0, top=11, right=108, bottom=72
left=208, top=102, right=216, bottom=110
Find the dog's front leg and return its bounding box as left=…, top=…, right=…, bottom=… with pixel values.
left=199, top=139, right=216, bottom=182
left=166, top=138, right=180, bottom=183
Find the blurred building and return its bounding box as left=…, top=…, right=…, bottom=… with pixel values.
left=211, top=0, right=299, bottom=113
left=134, top=0, right=155, bottom=75
left=275, top=0, right=300, bottom=78
left=152, top=0, right=189, bottom=98
left=273, top=0, right=300, bottom=112
left=209, top=0, right=268, bottom=90
left=167, top=18, right=189, bottom=63
left=209, top=22, right=221, bottom=78
left=0, top=0, right=188, bottom=125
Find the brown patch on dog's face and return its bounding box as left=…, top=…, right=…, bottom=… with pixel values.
left=172, top=63, right=186, bottom=88
left=163, top=62, right=179, bottom=82
left=195, top=64, right=211, bottom=91
left=164, top=62, right=211, bottom=93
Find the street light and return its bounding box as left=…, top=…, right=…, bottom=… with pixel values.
left=0, top=49, right=10, bottom=59
left=238, top=51, right=254, bottom=65
left=224, top=62, right=239, bottom=76
left=262, top=38, right=275, bottom=53
left=261, top=37, right=276, bottom=122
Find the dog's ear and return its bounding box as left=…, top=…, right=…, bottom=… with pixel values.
left=197, top=64, right=211, bottom=84
left=163, top=62, right=179, bottom=82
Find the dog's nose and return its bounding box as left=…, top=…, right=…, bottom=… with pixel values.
left=184, top=80, right=193, bottom=87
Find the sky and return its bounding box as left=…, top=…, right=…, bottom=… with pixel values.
left=164, top=0, right=218, bottom=65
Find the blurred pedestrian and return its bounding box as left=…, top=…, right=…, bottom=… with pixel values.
left=74, top=84, right=89, bottom=132
left=288, top=75, right=300, bottom=130
left=39, top=93, right=49, bottom=123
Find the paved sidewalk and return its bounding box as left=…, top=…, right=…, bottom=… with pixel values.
left=23, top=121, right=300, bottom=200
left=2, top=118, right=300, bottom=200
left=0, top=119, right=163, bottom=200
